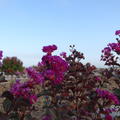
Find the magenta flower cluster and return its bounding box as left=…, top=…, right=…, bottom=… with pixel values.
left=10, top=45, right=68, bottom=105
left=42, top=44, right=57, bottom=54
left=2, top=41, right=120, bottom=119
left=10, top=67, right=45, bottom=104
left=0, top=51, right=3, bottom=60
left=10, top=80, right=37, bottom=104
left=101, top=30, right=120, bottom=66
left=60, top=52, right=67, bottom=58
left=42, top=115, right=52, bottom=120
left=40, top=45, right=68, bottom=84
left=0, top=51, right=3, bottom=67
left=101, top=42, right=120, bottom=57
left=102, top=47, right=111, bottom=56
left=105, top=114, right=113, bottom=120
left=108, top=43, right=120, bottom=54
left=101, top=42, right=120, bottom=65
left=96, top=88, right=119, bottom=104
left=115, top=30, right=120, bottom=35
left=26, top=67, right=44, bottom=84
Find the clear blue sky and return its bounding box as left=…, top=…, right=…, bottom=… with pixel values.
left=0, top=0, right=120, bottom=67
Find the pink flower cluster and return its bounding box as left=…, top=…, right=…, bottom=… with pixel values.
left=42, top=45, right=57, bottom=54
left=115, top=30, right=120, bottom=35
left=10, top=45, right=68, bottom=104
left=0, top=51, right=35, bottom=103
left=101, top=42, right=120, bottom=57
left=101, top=30, right=120, bottom=66
left=0, top=51, right=3, bottom=60
left=95, top=76, right=101, bottom=81
left=101, top=42, right=120, bottom=65
left=60, top=52, right=67, bottom=58
left=26, top=67, right=44, bottom=84
left=102, top=47, right=111, bottom=56
left=40, top=45, right=68, bottom=84
left=43, top=56, right=68, bottom=84
left=96, top=88, right=119, bottom=104
left=108, top=43, right=120, bottom=54
left=105, top=114, right=113, bottom=120
left=10, top=80, right=37, bottom=104
left=0, top=51, right=3, bottom=67
left=42, top=115, right=52, bottom=120
left=10, top=67, right=45, bottom=104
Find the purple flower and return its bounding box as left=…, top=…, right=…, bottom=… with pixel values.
left=53, top=72, right=64, bottom=84
left=42, top=55, right=53, bottom=65
left=96, top=88, right=119, bottom=104
left=42, top=115, right=52, bottom=120
left=44, top=70, right=55, bottom=80
left=38, top=62, right=44, bottom=67
left=29, top=95, right=37, bottom=104
left=15, top=71, right=21, bottom=75
left=42, top=45, right=57, bottom=54
left=108, top=43, right=117, bottom=50
left=0, top=51, right=3, bottom=60
left=108, top=43, right=120, bottom=54
left=26, top=67, right=44, bottom=84
left=10, top=80, right=38, bottom=104
left=60, top=52, right=67, bottom=58
left=16, top=79, right=21, bottom=83
left=42, top=54, right=68, bottom=73
left=105, top=114, right=112, bottom=120
left=102, top=47, right=111, bottom=55
left=115, top=30, right=120, bottom=35
left=41, top=53, right=68, bottom=84
left=51, top=56, right=68, bottom=72
left=95, top=76, right=101, bottom=81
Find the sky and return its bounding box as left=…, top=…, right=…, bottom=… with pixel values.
left=0, top=0, right=120, bottom=67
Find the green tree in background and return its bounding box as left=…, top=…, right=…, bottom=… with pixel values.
left=1, top=57, right=24, bottom=75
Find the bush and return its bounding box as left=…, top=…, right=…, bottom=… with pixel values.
left=1, top=30, right=120, bottom=120
left=1, top=57, right=24, bottom=75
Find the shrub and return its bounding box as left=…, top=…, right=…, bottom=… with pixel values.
left=1, top=40, right=120, bottom=120
left=1, top=57, right=24, bottom=75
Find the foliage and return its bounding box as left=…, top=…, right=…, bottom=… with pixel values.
left=101, top=30, right=120, bottom=67
left=0, top=31, right=120, bottom=120
left=1, top=57, right=24, bottom=75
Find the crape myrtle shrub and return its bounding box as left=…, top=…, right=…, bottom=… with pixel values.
left=0, top=31, right=120, bottom=120
left=56, top=45, right=119, bottom=120
left=101, top=30, right=120, bottom=118
left=101, top=30, right=120, bottom=87
left=101, top=30, right=120, bottom=84
left=1, top=57, right=24, bottom=75
left=101, top=30, right=120, bottom=67
left=0, top=45, right=68, bottom=120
